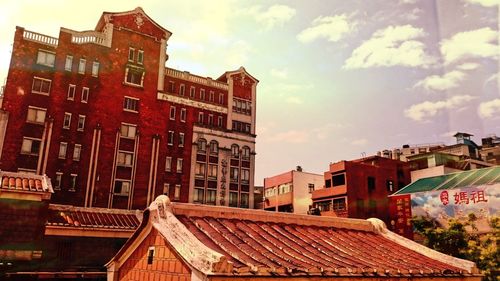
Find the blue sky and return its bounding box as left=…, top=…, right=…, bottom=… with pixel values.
left=0, top=0, right=499, bottom=184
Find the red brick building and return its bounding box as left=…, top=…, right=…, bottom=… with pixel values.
left=107, top=195, right=481, bottom=281
left=0, top=7, right=258, bottom=210
left=312, top=156, right=411, bottom=225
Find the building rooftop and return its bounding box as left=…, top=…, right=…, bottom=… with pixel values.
left=0, top=171, right=53, bottom=200
left=108, top=196, right=479, bottom=278
left=392, top=166, right=500, bottom=195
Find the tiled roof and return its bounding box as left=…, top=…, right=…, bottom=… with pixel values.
left=47, top=204, right=140, bottom=230
left=393, top=166, right=500, bottom=195
left=0, top=171, right=53, bottom=194
left=108, top=196, right=479, bottom=278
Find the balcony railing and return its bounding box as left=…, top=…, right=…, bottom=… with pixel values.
left=165, top=68, right=229, bottom=90
left=22, top=29, right=58, bottom=47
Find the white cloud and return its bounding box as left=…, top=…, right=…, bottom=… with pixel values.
left=250, top=4, right=296, bottom=30
left=457, top=63, right=480, bottom=70
left=478, top=99, right=500, bottom=118
left=466, top=0, right=500, bottom=7
left=352, top=139, right=368, bottom=146
left=297, top=14, right=356, bottom=43
left=264, top=123, right=347, bottom=144
left=270, top=68, right=288, bottom=79
left=440, top=27, right=499, bottom=65
left=404, top=95, right=477, bottom=121
left=403, top=8, right=423, bottom=21
left=224, top=40, right=253, bottom=67
left=344, top=25, right=436, bottom=69
left=399, top=0, right=417, bottom=4
left=414, top=70, right=466, bottom=91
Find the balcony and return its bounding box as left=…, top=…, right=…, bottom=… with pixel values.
left=311, top=186, right=347, bottom=200
left=263, top=192, right=293, bottom=209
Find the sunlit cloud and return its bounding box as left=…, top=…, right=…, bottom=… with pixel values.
left=297, top=14, right=357, bottom=43
left=399, top=0, right=417, bottom=4
left=270, top=68, right=288, bottom=79
left=440, top=27, right=499, bottom=65
left=224, top=40, right=253, bottom=68
left=264, top=123, right=347, bottom=144
left=457, top=63, right=480, bottom=70
left=403, top=8, right=423, bottom=21
left=465, top=0, right=500, bottom=7
left=478, top=99, right=500, bottom=119
left=414, top=70, right=466, bottom=91
left=248, top=4, right=296, bottom=30
left=404, top=95, right=477, bottom=121
left=344, top=24, right=435, bottom=69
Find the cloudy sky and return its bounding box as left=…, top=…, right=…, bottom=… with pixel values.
left=1, top=0, right=499, bottom=184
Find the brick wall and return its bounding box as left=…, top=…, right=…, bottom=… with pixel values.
left=118, top=228, right=191, bottom=281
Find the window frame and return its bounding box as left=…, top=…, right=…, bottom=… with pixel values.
left=26, top=106, right=46, bottom=125
left=91, top=61, right=100, bottom=77
left=58, top=142, right=68, bottom=159
left=120, top=123, right=137, bottom=139
left=123, top=96, right=139, bottom=112
left=31, top=77, right=51, bottom=95
left=77, top=115, right=86, bottom=132
left=65, top=55, right=73, bottom=71
left=73, top=144, right=82, bottom=161
left=137, top=50, right=144, bottom=64
left=179, top=133, right=185, bottom=147
left=165, top=157, right=172, bottom=172
left=81, top=87, right=89, bottom=103
left=180, top=108, right=186, bottom=122
left=176, top=158, right=183, bottom=173
left=117, top=150, right=134, bottom=167
left=168, top=131, right=174, bottom=146
left=78, top=58, right=86, bottom=74
left=67, top=84, right=76, bottom=100
left=20, top=137, right=41, bottom=156
left=36, top=49, right=55, bottom=67
left=63, top=112, right=72, bottom=129
left=169, top=106, right=176, bottom=120
left=114, top=179, right=131, bottom=196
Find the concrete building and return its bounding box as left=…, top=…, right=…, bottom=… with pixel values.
left=311, top=156, right=411, bottom=225
left=106, top=195, right=482, bottom=281
left=262, top=167, right=323, bottom=214
left=480, top=134, right=500, bottom=165
left=0, top=7, right=258, bottom=210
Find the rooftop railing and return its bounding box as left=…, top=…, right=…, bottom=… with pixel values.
left=166, top=68, right=229, bottom=90
left=22, top=29, right=58, bottom=47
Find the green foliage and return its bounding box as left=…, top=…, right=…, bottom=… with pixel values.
left=412, top=215, right=499, bottom=281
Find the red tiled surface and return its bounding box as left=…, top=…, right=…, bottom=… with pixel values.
left=47, top=204, right=140, bottom=229
left=0, top=172, right=51, bottom=193
left=178, top=215, right=464, bottom=276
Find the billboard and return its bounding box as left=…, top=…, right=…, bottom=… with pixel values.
left=410, top=184, right=500, bottom=233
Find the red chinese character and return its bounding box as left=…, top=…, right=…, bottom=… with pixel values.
left=454, top=191, right=469, bottom=205
left=470, top=190, right=488, bottom=203
left=440, top=191, right=449, bottom=205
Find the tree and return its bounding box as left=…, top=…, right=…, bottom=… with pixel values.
left=412, top=215, right=499, bottom=281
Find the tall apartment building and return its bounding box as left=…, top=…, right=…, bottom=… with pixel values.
left=0, top=7, right=258, bottom=210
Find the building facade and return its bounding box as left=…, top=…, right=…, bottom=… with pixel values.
left=0, top=7, right=258, bottom=210
left=262, top=167, right=323, bottom=214
left=311, top=156, right=411, bottom=225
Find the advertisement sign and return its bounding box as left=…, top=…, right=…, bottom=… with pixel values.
left=410, top=184, right=499, bottom=233
left=389, top=194, right=413, bottom=239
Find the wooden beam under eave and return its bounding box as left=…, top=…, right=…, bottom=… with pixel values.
left=45, top=226, right=134, bottom=238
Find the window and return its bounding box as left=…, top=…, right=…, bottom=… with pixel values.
left=174, top=184, right=181, bottom=200
left=32, top=77, right=51, bottom=95
left=209, top=91, right=214, bottom=102
left=208, top=164, right=217, bottom=179
left=69, top=174, right=77, bottom=192
left=308, top=183, right=315, bottom=193
left=231, top=144, right=239, bottom=158
left=180, top=108, right=186, bottom=122
left=147, top=247, right=155, bottom=265
left=163, top=183, right=170, bottom=194
left=78, top=59, right=86, bottom=74
left=63, top=112, right=71, bottom=129
left=230, top=167, right=239, bottom=182
left=128, top=48, right=135, bottom=62
left=242, top=146, right=250, bottom=160
left=368, top=176, right=376, bottom=192
left=241, top=169, right=250, bottom=184
left=81, top=87, right=89, bottom=103
left=195, top=162, right=205, bottom=177
left=168, top=131, right=174, bottom=145
left=200, top=89, right=205, bottom=100
left=198, top=112, right=203, bottom=123
left=233, top=98, right=252, bottom=115
left=210, top=141, right=218, bottom=154
left=176, top=158, right=183, bottom=173
left=54, top=172, right=63, bottom=190
left=118, top=151, right=133, bottom=167
left=208, top=114, right=213, bottom=126
left=73, top=144, right=82, bottom=161
left=114, top=180, right=130, bottom=196
left=137, top=50, right=144, bottom=64
left=58, top=142, right=68, bottom=159
left=21, top=137, right=41, bottom=155
left=65, top=55, right=73, bottom=71
left=179, top=133, right=185, bottom=147
left=36, top=50, right=55, bottom=67
left=77, top=115, right=85, bottom=131
left=325, top=179, right=332, bottom=188
left=206, top=189, right=216, bottom=205
left=387, top=180, right=394, bottom=192
left=197, top=139, right=207, bottom=152
left=179, top=84, right=185, bottom=96
left=332, top=173, right=346, bottom=186
left=219, top=93, right=224, bottom=104
left=240, top=193, right=249, bottom=208
left=218, top=116, right=223, bottom=127
left=26, top=106, right=46, bottom=124
left=91, top=61, right=100, bottom=77
left=67, top=84, right=76, bottom=100
left=120, top=123, right=137, bottom=138
left=333, top=198, right=347, bottom=211
left=229, top=192, right=238, bottom=207
left=165, top=157, right=172, bottom=172
left=125, top=67, right=144, bottom=86
left=190, top=86, right=195, bottom=98
left=124, top=97, right=139, bottom=112
left=170, top=106, right=176, bottom=120
left=193, top=188, right=204, bottom=203
left=169, top=81, right=175, bottom=93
